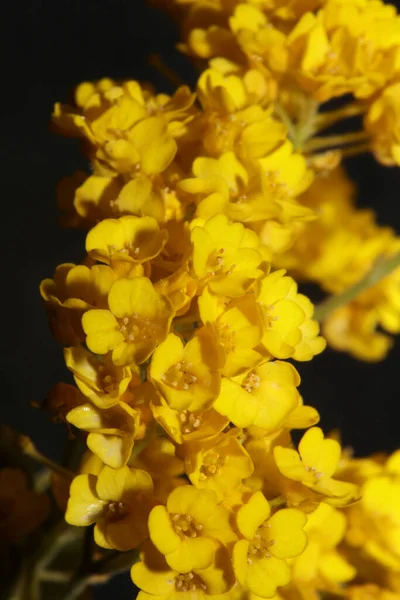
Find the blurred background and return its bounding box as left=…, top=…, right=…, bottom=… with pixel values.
left=2, top=0, right=400, bottom=526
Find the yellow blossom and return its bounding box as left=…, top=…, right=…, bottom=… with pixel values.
left=198, top=288, right=263, bottom=376
left=274, top=427, right=359, bottom=506
left=190, top=214, right=266, bottom=297
left=64, top=346, right=138, bottom=408
left=149, top=330, right=222, bottom=411
left=40, top=262, right=116, bottom=344
left=255, top=270, right=323, bottom=360
left=233, top=491, right=307, bottom=598
left=287, top=0, right=400, bottom=102
left=214, top=361, right=301, bottom=432
left=184, top=430, right=254, bottom=500
left=131, top=540, right=235, bottom=600
left=85, top=215, right=168, bottom=266
left=148, top=485, right=236, bottom=572
left=82, top=276, right=174, bottom=366
left=65, top=465, right=154, bottom=550
left=131, top=436, right=185, bottom=503
left=291, top=502, right=356, bottom=590
left=151, top=392, right=229, bottom=445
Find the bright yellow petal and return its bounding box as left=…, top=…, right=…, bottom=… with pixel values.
left=236, top=492, right=270, bottom=540
left=65, top=474, right=106, bottom=526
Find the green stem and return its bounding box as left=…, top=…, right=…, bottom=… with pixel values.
left=314, top=103, right=367, bottom=131
left=304, top=130, right=370, bottom=153
left=314, top=252, right=400, bottom=321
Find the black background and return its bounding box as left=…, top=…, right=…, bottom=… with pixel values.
left=2, top=2, right=400, bottom=595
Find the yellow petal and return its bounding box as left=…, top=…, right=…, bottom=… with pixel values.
left=148, top=505, right=181, bottom=555
left=166, top=537, right=217, bottom=572
left=82, top=309, right=124, bottom=354
left=236, top=491, right=271, bottom=540
left=267, top=508, right=307, bottom=559
left=65, top=474, right=106, bottom=526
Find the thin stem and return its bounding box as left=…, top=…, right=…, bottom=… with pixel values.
left=314, top=252, right=400, bottom=321
left=148, top=54, right=185, bottom=88
left=304, top=131, right=370, bottom=153
left=339, top=141, right=371, bottom=158
left=273, top=102, right=297, bottom=141
left=20, top=435, right=74, bottom=481
left=314, top=103, right=367, bottom=131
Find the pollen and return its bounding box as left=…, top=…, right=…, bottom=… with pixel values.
left=175, top=572, right=207, bottom=592
left=179, top=410, right=202, bottom=434
left=242, top=371, right=261, bottom=393
left=162, top=361, right=197, bottom=391
left=171, top=513, right=203, bottom=538
left=199, top=449, right=224, bottom=479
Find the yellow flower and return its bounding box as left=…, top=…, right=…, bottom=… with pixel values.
left=154, top=267, right=198, bottom=316
left=184, top=430, right=254, bottom=501
left=287, top=0, right=400, bottom=102
left=199, top=288, right=263, bottom=377
left=151, top=392, right=229, bottom=445
left=255, top=270, right=322, bottom=360
left=53, top=79, right=178, bottom=175
left=190, top=214, right=266, bottom=297
left=148, top=485, right=236, bottom=572
left=131, top=436, right=185, bottom=503
left=0, top=468, right=49, bottom=543
left=64, top=346, right=137, bottom=408
left=274, top=427, right=359, bottom=506
left=214, top=361, right=301, bottom=432
left=291, top=502, right=356, bottom=589
left=365, top=82, right=400, bottom=167
left=40, top=263, right=116, bottom=344
left=149, top=330, right=221, bottom=412
left=86, top=215, right=168, bottom=265
left=71, top=173, right=122, bottom=223
left=232, top=491, right=307, bottom=598
left=131, top=540, right=235, bottom=600
left=65, top=465, right=154, bottom=550
left=66, top=395, right=141, bottom=469
left=82, top=276, right=174, bottom=366
left=346, top=450, right=400, bottom=571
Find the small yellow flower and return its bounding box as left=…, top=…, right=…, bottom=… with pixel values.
left=151, top=392, right=229, bottom=445
left=66, top=397, right=140, bottom=469
left=148, top=485, right=236, bottom=572
left=131, top=540, right=235, bottom=600
left=190, top=214, right=266, bottom=297
left=64, top=346, right=137, bottom=409
left=86, top=215, right=168, bottom=265
left=198, top=288, right=263, bottom=377
left=149, top=330, right=221, bottom=411
left=214, top=361, right=301, bottom=432
left=184, top=430, right=254, bottom=501
left=232, top=491, right=307, bottom=598
left=274, top=427, right=359, bottom=506
left=131, top=436, right=185, bottom=503
left=365, top=82, right=400, bottom=166
left=82, top=276, right=174, bottom=366
left=65, top=465, right=154, bottom=550
left=291, top=502, right=356, bottom=588
left=40, top=263, right=116, bottom=344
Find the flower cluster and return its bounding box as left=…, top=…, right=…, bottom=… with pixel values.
left=37, top=0, right=400, bottom=599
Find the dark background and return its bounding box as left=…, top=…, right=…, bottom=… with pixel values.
left=1, top=2, right=400, bottom=594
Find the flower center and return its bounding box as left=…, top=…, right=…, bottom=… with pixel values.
left=215, top=321, right=235, bottom=352
left=171, top=513, right=203, bottom=538
left=242, top=371, right=261, bottom=393
left=199, top=449, right=224, bottom=480
left=179, top=410, right=202, bottom=434
left=175, top=572, right=207, bottom=592
left=106, top=501, right=126, bottom=521
left=304, top=465, right=323, bottom=480
left=162, top=361, right=197, bottom=391
left=98, top=365, right=117, bottom=394
left=119, top=315, right=160, bottom=343
left=247, top=522, right=276, bottom=563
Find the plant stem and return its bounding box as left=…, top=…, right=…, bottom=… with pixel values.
left=304, top=131, right=370, bottom=153
left=20, top=435, right=74, bottom=481
left=314, top=252, right=400, bottom=321
left=314, top=103, right=367, bottom=131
